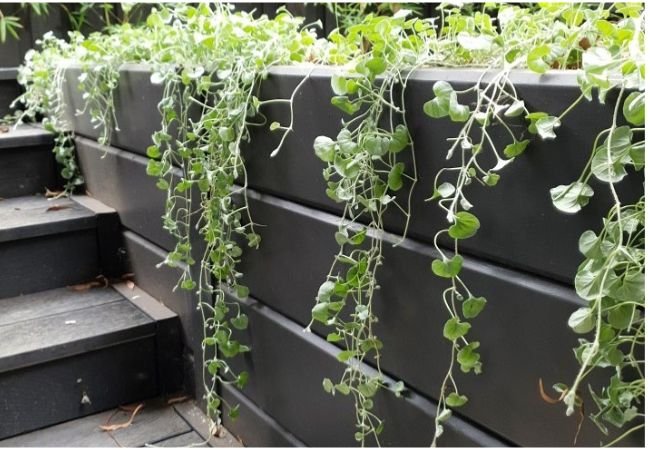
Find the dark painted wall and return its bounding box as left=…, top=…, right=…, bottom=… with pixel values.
left=63, top=66, right=643, bottom=447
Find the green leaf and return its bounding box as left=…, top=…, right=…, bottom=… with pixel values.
left=431, top=254, right=463, bottom=278
left=327, top=332, right=343, bottom=342
left=366, top=57, right=387, bottom=75
left=423, top=98, right=449, bottom=119
left=575, top=260, right=618, bottom=300
left=423, top=81, right=454, bottom=119
left=317, top=280, right=336, bottom=302
left=568, top=307, right=595, bottom=334
left=218, top=127, right=234, bottom=142
left=312, top=302, right=331, bottom=324
left=535, top=116, right=561, bottom=140
left=482, top=172, right=500, bottom=186
left=623, top=92, right=645, bottom=126
left=503, top=140, right=530, bottom=158
left=389, top=125, right=410, bottom=153
left=448, top=212, right=480, bottom=240
left=527, top=45, right=551, bottom=73
left=591, top=147, right=629, bottom=183
left=230, top=314, right=249, bottom=330
left=613, top=271, right=644, bottom=303
left=443, top=317, right=471, bottom=341
left=322, top=378, right=334, bottom=394
left=236, top=371, right=249, bottom=389
left=446, top=392, right=469, bottom=407
left=331, top=96, right=361, bottom=115
left=504, top=100, right=525, bottom=117
left=181, top=279, right=196, bottom=290
left=579, top=230, right=602, bottom=258
left=550, top=182, right=594, bottom=214
left=228, top=404, right=240, bottom=419
left=331, top=73, right=348, bottom=96
left=433, top=182, right=456, bottom=199
left=388, top=162, right=405, bottom=191
left=146, top=145, right=161, bottom=158
left=462, top=296, right=487, bottom=319
left=608, top=304, right=636, bottom=330
left=337, top=350, right=355, bottom=362
left=448, top=92, right=470, bottom=122
left=457, top=342, right=482, bottom=374
left=335, top=383, right=351, bottom=395
left=233, top=284, right=249, bottom=299
left=314, top=136, right=336, bottom=162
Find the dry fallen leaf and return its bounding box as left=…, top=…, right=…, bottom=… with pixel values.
left=166, top=395, right=189, bottom=405
left=0, top=125, right=9, bottom=134
left=538, top=378, right=565, bottom=404
left=100, top=403, right=144, bottom=432
left=46, top=204, right=72, bottom=212
left=68, top=281, right=103, bottom=291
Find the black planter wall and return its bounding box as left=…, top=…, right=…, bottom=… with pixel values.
left=61, top=65, right=643, bottom=447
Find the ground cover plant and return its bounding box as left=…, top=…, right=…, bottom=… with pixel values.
left=12, top=2, right=645, bottom=446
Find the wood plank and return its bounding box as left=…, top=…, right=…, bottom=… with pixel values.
left=0, top=340, right=159, bottom=440
left=0, top=195, right=95, bottom=243
left=0, top=230, right=100, bottom=298
left=0, top=124, right=53, bottom=149
left=153, top=431, right=208, bottom=447
left=0, top=299, right=154, bottom=372
left=0, top=287, right=123, bottom=327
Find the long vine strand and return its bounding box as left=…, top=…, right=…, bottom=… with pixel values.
left=309, top=12, right=435, bottom=445
left=13, top=2, right=644, bottom=447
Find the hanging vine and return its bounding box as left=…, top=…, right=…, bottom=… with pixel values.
left=12, top=1, right=645, bottom=447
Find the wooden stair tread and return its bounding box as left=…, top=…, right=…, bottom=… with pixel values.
left=0, top=124, right=53, bottom=150
left=0, top=288, right=155, bottom=372
left=0, top=195, right=96, bottom=243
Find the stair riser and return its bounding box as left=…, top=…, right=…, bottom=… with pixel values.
left=0, top=338, right=158, bottom=439
left=0, top=145, right=58, bottom=199
left=0, top=79, right=20, bottom=118
left=0, top=230, right=99, bottom=298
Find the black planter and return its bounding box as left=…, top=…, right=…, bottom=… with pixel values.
left=63, top=65, right=644, bottom=447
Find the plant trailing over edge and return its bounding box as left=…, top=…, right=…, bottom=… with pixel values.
left=15, top=3, right=323, bottom=431
left=310, top=10, right=434, bottom=445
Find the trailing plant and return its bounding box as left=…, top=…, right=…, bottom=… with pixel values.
left=310, top=10, right=436, bottom=445
left=14, top=1, right=645, bottom=447
left=541, top=5, right=645, bottom=444
left=424, top=2, right=645, bottom=445
left=15, top=3, right=322, bottom=431
left=13, top=32, right=83, bottom=193
left=140, top=4, right=319, bottom=425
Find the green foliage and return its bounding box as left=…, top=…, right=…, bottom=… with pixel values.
left=15, top=1, right=645, bottom=446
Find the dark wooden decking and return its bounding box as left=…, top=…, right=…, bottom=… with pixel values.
left=0, top=398, right=242, bottom=448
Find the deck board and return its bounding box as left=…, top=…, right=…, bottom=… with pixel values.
left=0, top=195, right=95, bottom=244
left=0, top=287, right=123, bottom=327
left=0, top=399, right=241, bottom=448
left=0, top=299, right=154, bottom=372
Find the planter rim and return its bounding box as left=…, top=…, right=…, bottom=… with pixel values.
left=63, top=62, right=583, bottom=87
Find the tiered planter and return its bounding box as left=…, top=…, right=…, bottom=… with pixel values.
left=62, top=65, right=643, bottom=447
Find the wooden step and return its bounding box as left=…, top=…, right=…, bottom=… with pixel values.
left=0, top=195, right=99, bottom=298
left=0, top=285, right=181, bottom=439
left=0, top=124, right=57, bottom=198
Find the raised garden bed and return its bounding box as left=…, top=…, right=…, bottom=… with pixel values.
left=60, top=64, right=644, bottom=447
